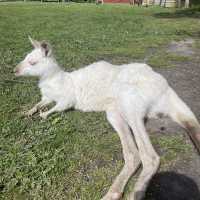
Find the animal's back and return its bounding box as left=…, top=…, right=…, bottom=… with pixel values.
left=114, top=63, right=168, bottom=100
left=112, top=63, right=169, bottom=117
left=70, top=61, right=169, bottom=112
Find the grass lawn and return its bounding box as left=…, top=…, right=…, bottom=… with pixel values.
left=0, top=2, right=200, bottom=200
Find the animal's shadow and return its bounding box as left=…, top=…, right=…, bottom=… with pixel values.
left=144, top=172, right=200, bottom=200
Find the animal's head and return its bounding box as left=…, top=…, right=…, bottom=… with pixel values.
left=14, top=37, right=53, bottom=77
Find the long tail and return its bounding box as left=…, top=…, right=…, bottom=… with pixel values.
left=167, top=88, right=200, bottom=153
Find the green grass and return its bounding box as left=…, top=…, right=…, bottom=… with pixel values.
left=0, top=3, right=200, bottom=200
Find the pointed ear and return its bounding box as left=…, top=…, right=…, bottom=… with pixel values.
left=40, top=41, right=52, bottom=57
left=28, top=36, right=40, bottom=48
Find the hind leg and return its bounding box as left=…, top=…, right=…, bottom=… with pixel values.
left=127, top=116, right=160, bottom=200
left=118, top=96, right=160, bottom=200
left=102, top=108, right=141, bottom=200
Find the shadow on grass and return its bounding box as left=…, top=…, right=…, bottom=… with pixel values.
left=154, top=7, right=200, bottom=19
left=144, top=172, right=200, bottom=200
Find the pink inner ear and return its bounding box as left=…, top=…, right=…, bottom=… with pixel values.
left=29, top=60, right=37, bottom=65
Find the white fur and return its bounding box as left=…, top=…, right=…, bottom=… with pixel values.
left=15, top=38, right=200, bottom=200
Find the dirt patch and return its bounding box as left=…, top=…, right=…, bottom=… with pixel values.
left=157, top=59, right=200, bottom=185
left=167, top=38, right=195, bottom=56
left=144, top=38, right=200, bottom=196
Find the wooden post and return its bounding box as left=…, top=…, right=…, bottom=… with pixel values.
left=177, top=0, right=181, bottom=7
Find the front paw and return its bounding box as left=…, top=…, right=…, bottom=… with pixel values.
left=39, top=111, right=48, bottom=119
left=24, top=107, right=37, bottom=117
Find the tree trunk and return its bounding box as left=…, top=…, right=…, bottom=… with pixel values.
left=177, top=0, right=181, bottom=7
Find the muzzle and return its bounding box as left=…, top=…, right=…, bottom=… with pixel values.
left=14, top=63, right=23, bottom=76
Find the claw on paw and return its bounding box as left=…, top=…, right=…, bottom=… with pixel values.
left=112, top=192, right=122, bottom=200
left=39, top=111, right=48, bottom=119
left=101, top=192, right=122, bottom=200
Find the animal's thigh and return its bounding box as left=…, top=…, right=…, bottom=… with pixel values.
left=115, top=87, right=148, bottom=119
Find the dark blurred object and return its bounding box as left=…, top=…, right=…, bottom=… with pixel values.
left=145, top=172, right=200, bottom=200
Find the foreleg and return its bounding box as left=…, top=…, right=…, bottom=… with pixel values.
left=25, top=97, right=52, bottom=117
left=39, top=103, right=67, bottom=119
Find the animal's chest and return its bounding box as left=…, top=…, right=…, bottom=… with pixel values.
left=40, top=83, right=64, bottom=102
left=73, top=73, right=117, bottom=111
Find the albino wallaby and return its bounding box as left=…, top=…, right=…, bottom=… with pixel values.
left=14, top=37, right=200, bottom=200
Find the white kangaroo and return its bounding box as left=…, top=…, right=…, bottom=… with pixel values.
left=14, top=37, right=200, bottom=200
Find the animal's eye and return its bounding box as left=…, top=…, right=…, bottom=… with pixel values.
left=29, top=61, right=37, bottom=65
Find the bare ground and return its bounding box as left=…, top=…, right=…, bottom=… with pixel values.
left=144, top=39, right=200, bottom=200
